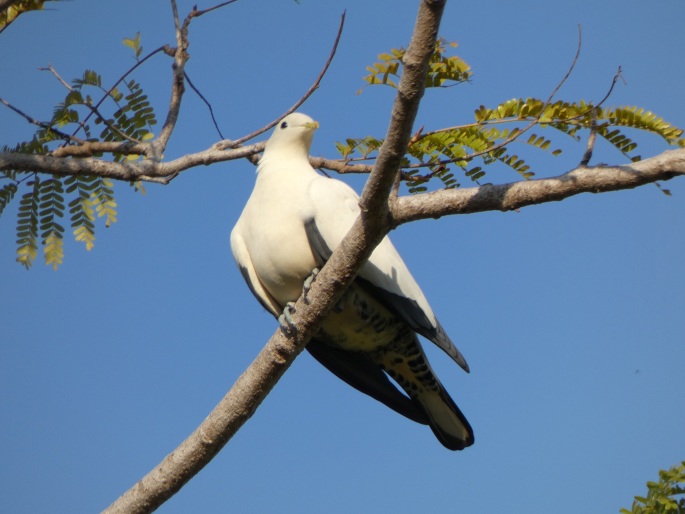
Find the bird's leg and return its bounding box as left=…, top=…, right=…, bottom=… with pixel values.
left=278, top=302, right=297, bottom=336
left=303, top=267, right=320, bottom=304
left=278, top=267, right=320, bottom=336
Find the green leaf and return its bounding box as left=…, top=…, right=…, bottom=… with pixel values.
left=38, top=177, right=66, bottom=269
left=334, top=136, right=384, bottom=160
left=43, top=230, right=64, bottom=270
left=123, top=32, right=143, bottom=59
left=621, top=461, right=685, bottom=514
left=98, top=79, right=157, bottom=155
left=65, top=174, right=98, bottom=251
left=15, top=177, right=41, bottom=269
left=73, top=69, right=102, bottom=89
left=91, top=178, right=117, bottom=227
left=359, top=37, right=471, bottom=93
left=1, top=54, right=158, bottom=267
left=0, top=0, right=58, bottom=32
left=0, top=183, right=19, bottom=217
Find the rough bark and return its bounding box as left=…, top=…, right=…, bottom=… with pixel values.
left=391, top=148, right=685, bottom=225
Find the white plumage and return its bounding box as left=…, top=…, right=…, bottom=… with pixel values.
left=231, top=113, right=473, bottom=450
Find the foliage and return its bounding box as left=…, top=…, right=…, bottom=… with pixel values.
left=3, top=28, right=685, bottom=267
left=359, top=38, right=471, bottom=92
left=341, top=45, right=685, bottom=194
left=123, top=32, right=143, bottom=60
left=1, top=54, right=155, bottom=269
left=621, top=462, right=685, bottom=514
left=0, top=0, right=59, bottom=34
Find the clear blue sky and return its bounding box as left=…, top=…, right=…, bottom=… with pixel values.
left=1, top=1, right=684, bottom=512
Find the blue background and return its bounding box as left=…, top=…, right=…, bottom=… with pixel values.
left=1, top=1, right=684, bottom=512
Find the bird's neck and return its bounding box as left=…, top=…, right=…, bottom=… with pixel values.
left=258, top=151, right=313, bottom=177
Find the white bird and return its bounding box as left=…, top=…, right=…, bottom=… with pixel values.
left=231, top=113, right=474, bottom=450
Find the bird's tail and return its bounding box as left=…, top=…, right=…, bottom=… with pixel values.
left=380, top=340, right=474, bottom=451
left=417, top=383, right=474, bottom=451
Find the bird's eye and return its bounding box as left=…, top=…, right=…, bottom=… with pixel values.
left=280, top=121, right=288, bottom=129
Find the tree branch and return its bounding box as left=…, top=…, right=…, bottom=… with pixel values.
left=0, top=96, right=86, bottom=144
left=231, top=10, right=347, bottom=147
left=3, top=1, right=683, bottom=512
left=102, top=1, right=445, bottom=512
left=184, top=71, right=225, bottom=140
left=309, top=156, right=373, bottom=174
left=50, top=141, right=150, bottom=158
left=150, top=0, right=188, bottom=156
left=390, top=148, right=685, bottom=225
left=72, top=45, right=171, bottom=143
left=0, top=142, right=264, bottom=182
left=0, top=9, right=344, bottom=182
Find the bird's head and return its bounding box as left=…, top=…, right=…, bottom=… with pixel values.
left=263, top=112, right=319, bottom=161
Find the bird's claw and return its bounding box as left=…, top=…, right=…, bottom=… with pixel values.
left=278, top=302, right=297, bottom=336
left=303, top=267, right=320, bottom=304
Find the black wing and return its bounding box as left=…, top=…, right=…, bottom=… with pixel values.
left=306, top=339, right=429, bottom=425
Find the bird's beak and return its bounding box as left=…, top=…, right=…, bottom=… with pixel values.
left=303, top=121, right=320, bottom=130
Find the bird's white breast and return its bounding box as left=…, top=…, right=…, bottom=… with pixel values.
left=235, top=161, right=319, bottom=306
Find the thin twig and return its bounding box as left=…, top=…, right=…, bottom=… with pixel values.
left=418, top=63, right=619, bottom=140
left=184, top=72, right=225, bottom=139
left=309, top=156, right=372, bottom=174
left=85, top=101, right=146, bottom=146
left=194, top=0, right=240, bottom=16
left=73, top=45, right=170, bottom=140
left=547, top=25, right=583, bottom=102
left=427, top=25, right=583, bottom=162
left=38, top=64, right=148, bottom=146
left=321, top=28, right=628, bottom=178
left=593, top=66, right=623, bottom=109
left=231, top=10, right=346, bottom=146
left=451, top=66, right=623, bottom=167
left=171, top=0, right=241, bottom=143
left=579, top=114, right=597, bottom=166
left=152, top=0, right=188, bottom=155
left=0, top=97, right=85, bottom=143
left=183, top=0, right=240, bottom=24
left=171, top=0, right=181, bottom=38
left=39, top=64, right=72, bottom=90
left=1, top=87, right=141, bottom=152
left=312, top=59, right=623, bottom=177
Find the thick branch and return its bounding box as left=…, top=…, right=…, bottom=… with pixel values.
left=1, top=11, right=344, bottom=182
left=0, top=142, right=264, bottom=182
left=0, top=146, right=359, bottom=182
left=103, top=1, right=444, bottom=512
left=360, top=0, right=445, bottom=217
left=151, top=1, right=188, bottom=155
left=391, top=148, right=685, bottom=224
left=51, top=141, right=150, bottom=158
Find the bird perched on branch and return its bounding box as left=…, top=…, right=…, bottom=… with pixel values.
left=231, top=112, right=473, bottom=450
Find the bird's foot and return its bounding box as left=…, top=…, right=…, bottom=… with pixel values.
left=278, top=302, right=297, bottom=337
left=303, top=267, right=320, bottom=304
